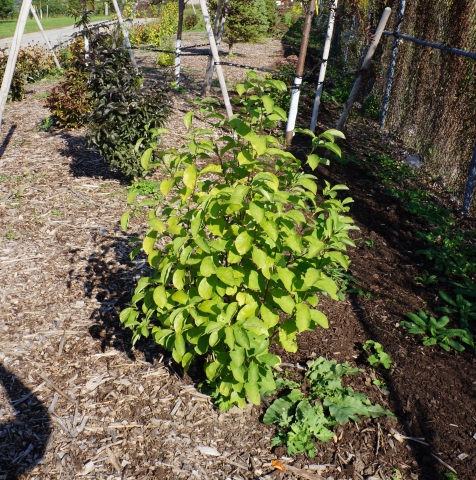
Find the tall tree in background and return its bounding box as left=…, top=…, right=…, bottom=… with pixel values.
left=0, top=0, right=14, bottom=19
left=210, top=0, right=269, bottom=54
left=263, top=0, right=278, bottom=33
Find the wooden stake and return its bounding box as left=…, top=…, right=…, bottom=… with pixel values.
left=380, top=0, right=405, bottom=130
left=175, top=0, right=185, bottom=86
left=202, top=0, right=229, bottom=96
left=198, top=0, right=233, bottom=118
left=310, top=0, right=338, bottom=131
left=0, top=0, right=33, bottom=127
left=30, top=5, right=62, bottom=70
left=111, top=0, right=139, bottom=73
left=336, top=7, right=391, bottom=130
left=285, top=0, right=316, bottom=144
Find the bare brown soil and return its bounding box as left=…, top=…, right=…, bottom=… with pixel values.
left=0, top=31, right=475, bottom=480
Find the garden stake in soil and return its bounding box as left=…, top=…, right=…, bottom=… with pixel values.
left=285, top=0, right=316, bottom=144
left=111, top=0, right=139, bottom=73
left=175, top=0, right=185, bottom=86
left=30, top=5, right=62, bottom=70
left=336, top=7, right=391, bottom=130
left=199, top=0, right=233, bottom=118
left=380, top=0, right=405, bottom=131
left=202, top=0, right=230, bottom=96
left=310, top=0, right=338, bottom=132
left=0, top=0, right=32, bottom=127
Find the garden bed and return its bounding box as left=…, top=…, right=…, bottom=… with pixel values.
left=0, top=31, right=475, bottom=480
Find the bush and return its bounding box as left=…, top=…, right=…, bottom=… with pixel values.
left=184, top=13, right=199, bottom=30
left=46, top=68, right=92, bottom=127
left=87, top=48, right=170, bottom=178
left=0, top=46, right=59, bottom=102
left=120, top=73, right=357, bottom=410
left=210, top=0, right=269, bottom=54
left=0, top=0, right=14, bottom=19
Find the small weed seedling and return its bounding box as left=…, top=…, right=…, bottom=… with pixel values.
left=263, top=357, right=394, bottom=457
left=444, top=473, right=458, bottom=480
left=391, top=469, right=404, bottom=480
left=372, top=379, right=387, bottom=389
left=364, top=239, right=376, bottom=248
left=401, top=310, right=474, bottom=352
left=0, top=174, right=8, bottom=181
left=436, top=290, right=476, bottom=330
left=5, top=226, right=16, bottom=240
left=38, top=116, right=53, bottom=132
left=414, top=271, right=439, bottom=285
left=127, top=180, right=163, bottom=201
left=363, top=340, right=391, bottom=369
left=51, top=209, right=63, bottom=216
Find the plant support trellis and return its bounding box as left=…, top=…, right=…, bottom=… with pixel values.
left=376, top=11, right=476, bottom=214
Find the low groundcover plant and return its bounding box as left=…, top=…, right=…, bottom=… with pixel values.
left=120, top=73, right=358, bottom=409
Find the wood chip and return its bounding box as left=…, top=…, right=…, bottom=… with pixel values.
left=197, top=446, right=221, bottom=456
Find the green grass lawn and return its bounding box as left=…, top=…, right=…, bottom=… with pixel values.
left=0, top=15, right=112, bottom=40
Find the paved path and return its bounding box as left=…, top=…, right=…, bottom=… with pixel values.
left=0, top=19, right=153, bottom=50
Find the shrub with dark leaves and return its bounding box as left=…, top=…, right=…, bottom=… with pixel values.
left=87, top=48, right=170, bottom=178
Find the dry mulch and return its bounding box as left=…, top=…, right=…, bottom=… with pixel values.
left=0, top=31, right=475, bottom=480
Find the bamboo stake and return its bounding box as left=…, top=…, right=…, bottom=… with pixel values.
left=462, top=142, right=476, bottom=215
left=380, top=0, right=405, bottom=130
left=198, top=0, right=233, bottom=118
left=175, top=0, right=185, bottom=86
left=310, top=0, right=338, bottom=132
left=30, top=5, right=62, bottom=70
left=285, top=0, right=316, bottom=143
left=111, top=0, right=138, bottom=73
left=0, top=0, right=32, bottom=127
left=202, top=0, right=228, bottom=96
left=336, top=7, right=391, bottom=130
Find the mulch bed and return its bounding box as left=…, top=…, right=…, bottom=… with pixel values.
left=0, top=31, right=475, bottom=480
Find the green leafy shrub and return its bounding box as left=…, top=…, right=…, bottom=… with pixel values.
left=87, top=48, right=170, bottom=178
left=120, top=74, right=357, bottom=410
left=401, top=310, right=474, bottom=352
left=263, top=357, right=395, bottom=457
left=46, top=68, right=92, bottom=128
left=210, top=0, right=270, bottom=54
left=363, top=340, right=391, bottom=369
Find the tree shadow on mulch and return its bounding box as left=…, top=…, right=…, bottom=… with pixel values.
left=0, top=364, right=52, bottom=480
left=66, top=225, right=169, bottom=368
left=57, top=130, right=129, bottom=182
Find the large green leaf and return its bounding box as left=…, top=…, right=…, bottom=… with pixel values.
left=200, top=256, right=217, bottom=277
left=277, top=320, right=298, bottom=352
left=295, top=302, right=311, bottom=332
left=244, top=382, right=261, bottom=405
left=271, top=289, right=295, bottom=314
left=153, top=285, right=167, bottom=308
left=183, top=165, right=197, bottom=190
left=235, top=231, right=253, bottom=255
left=263, top=390, right=303, bottom=424
left=259, top=219, right=279, bottom=242
left=260, top=304, right=279, bottom=329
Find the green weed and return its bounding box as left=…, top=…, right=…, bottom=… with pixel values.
left=38, top=116, right=53, bottom=132
left=363, top=340, right=391, bottom=369
left=263, top=357, right=394, bottom=457
left=401, top=310, right=474, bottom=352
